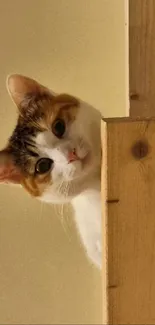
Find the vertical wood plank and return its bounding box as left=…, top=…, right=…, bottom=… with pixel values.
left=129, top=0, right=155, bottom=117
left=102, top=118, right=155, bottom=324
left=101, top=120, right=108, bottom=325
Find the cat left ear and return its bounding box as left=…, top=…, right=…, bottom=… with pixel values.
left=6, top=74, right=52, bottom=107
left=0, top=150, right=22, bottom=184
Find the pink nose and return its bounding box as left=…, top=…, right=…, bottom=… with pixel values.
left=68, top=149, right=78, bottom=163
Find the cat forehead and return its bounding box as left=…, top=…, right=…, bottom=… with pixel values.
left=35, top=131, right=53, bottom=148
left=19, top=92, right=79, bottom=130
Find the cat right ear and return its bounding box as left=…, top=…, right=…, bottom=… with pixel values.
left=6, top=74, right=52, bottom=108
left=0, top=150, right=22, bottom=184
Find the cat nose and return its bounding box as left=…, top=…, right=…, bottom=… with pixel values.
left=68, top=149, right=79, bottom=163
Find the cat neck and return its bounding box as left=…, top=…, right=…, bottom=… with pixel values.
left=71, top=175, right=100, bottom=206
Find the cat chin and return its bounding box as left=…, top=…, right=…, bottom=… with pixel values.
left=39, top=187, right=78, bottom=204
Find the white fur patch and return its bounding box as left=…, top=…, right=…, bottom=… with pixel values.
left=35, top=98, right=102, bottom=268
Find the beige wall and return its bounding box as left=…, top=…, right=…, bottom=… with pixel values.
left=0, top=0, right=128, bottom=324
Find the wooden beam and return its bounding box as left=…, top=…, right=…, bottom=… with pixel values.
left=129, top=0, right=155, bottom=117
left=102, top=117, right=155, bottom=324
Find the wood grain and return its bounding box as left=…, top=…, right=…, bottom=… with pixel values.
left=129, top=0, right=155, bottom=117
left=102, top=118, right=155, bottom=324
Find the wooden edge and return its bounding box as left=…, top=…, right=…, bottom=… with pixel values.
left=102, top=116, right=155, bottom=123
left=101, top=120, right=108, bottom=324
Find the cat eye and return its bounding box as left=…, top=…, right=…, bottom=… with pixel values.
left=35, top=158, right=53, bottom=174
left=52, top=119, right=66, bottom=138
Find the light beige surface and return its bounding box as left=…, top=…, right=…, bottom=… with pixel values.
left=0, top=0, right=128, bottom=324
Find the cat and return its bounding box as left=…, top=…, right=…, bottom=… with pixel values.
left=0, top=74, right=102, bottom=269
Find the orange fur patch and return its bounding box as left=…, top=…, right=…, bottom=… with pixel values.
left=22, top=171, right=52, bottom=197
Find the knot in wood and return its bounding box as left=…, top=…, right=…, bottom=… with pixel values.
left=132, top=140, right=149, bottom=159
left=130, top=93, right=139, bottom=100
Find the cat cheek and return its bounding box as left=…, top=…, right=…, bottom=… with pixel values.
left=50, top=165, right=62, bottom=182
left=63, top=161, right=82, bottom=180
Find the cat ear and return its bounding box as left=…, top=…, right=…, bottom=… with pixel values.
left=6, top=74, right=51, bottom=107
left=0, top=150, right=22, bottom=184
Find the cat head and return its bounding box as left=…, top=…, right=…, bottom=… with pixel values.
left=0, top=75, right=101, bottom=203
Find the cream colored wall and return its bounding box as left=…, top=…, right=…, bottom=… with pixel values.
left=0, top=0, right=128, bottom=324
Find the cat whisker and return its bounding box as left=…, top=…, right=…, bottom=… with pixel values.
left=54, top=181, right=71, bottom=241
left=59, top=203, right=71, bottom=241
left=39, top=201, right=44, bottom=220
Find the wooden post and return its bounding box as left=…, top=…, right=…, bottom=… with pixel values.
left=102, top=117, right=155, bottom=324
left=129, top=0, right=155, bottom=117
